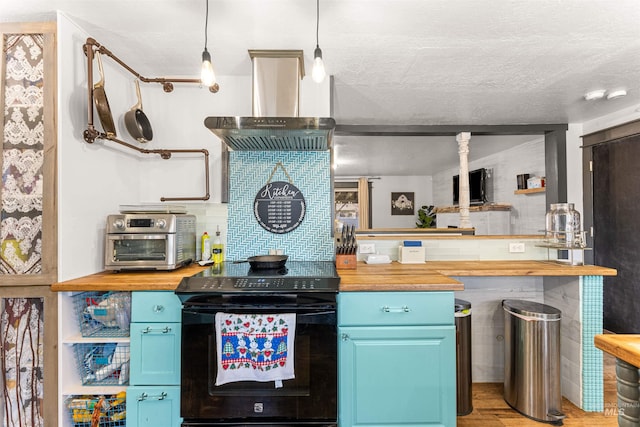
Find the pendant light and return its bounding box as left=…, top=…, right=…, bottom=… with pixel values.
left=312, top=0, right=326, bottom=83
left=200, top=0, right=216, bottom=87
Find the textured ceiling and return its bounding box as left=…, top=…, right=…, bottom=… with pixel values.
left=2, top=0, right=640, bottom=174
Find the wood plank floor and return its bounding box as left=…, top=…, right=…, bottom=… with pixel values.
left=456, top=352, right=618, bottom=426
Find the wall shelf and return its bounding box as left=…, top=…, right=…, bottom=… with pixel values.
left=514, top=187, right=545, bottom=195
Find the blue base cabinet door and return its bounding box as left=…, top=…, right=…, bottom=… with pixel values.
left=126, top=385, right=181, bottom=427
left=129, top=322, right=181, bottom=385
left=129, top=292, right=183, bottom=427
left=339, top=325, right=456, bottom=427
left=338, top=291, right=456, bottom=427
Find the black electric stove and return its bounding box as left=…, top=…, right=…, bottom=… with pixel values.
left=175, top=261, right=340, bottom=301
left=177, top=260, right=340, bottom=426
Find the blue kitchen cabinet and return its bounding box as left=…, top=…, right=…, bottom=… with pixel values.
left=338, top=291, right=456, bottom=427
left=127, top=291, right=182, bottom=427
left=126, top=385, right=180, bottom=427
left=129, top=322, right=181, bottom=384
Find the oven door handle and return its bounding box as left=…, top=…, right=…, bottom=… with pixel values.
left=108, top=234, right=169, bottom=240
left=183, top=306, right=336, bottom=314
left=298, top=310, right=336, bottom=317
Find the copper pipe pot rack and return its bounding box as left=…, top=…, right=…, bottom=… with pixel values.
left=84, top=37, right=219, bottom=93
left=82, top=38, right=211, bottom=202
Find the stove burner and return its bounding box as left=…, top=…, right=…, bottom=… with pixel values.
left=248, top=266, right=288, bottom=276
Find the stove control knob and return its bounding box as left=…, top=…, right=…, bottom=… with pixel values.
left=156, top=219, right=167, bottom=229
left=113, top=218, right=126, bottom=229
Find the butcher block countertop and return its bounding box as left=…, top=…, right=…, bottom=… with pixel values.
left=51, top=260, right=617, bottom=293
left=50, top=264, right=211, bottom=292
left=594, top=334, right=640, bottom=368
left=421, top=260, right=617, bottom=277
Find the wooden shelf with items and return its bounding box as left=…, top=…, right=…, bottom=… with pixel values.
left=514, top=187, right=545, bottom=195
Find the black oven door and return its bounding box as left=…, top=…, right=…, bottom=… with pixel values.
left=180, top=293, right=337, bottom=426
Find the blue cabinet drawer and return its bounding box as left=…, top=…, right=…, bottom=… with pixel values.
left=338, top=291, right=453, bottom=326
left=129, top=322, right=181, bottom=385
left=131, top=291, right=182, bottom=323
left=126, top=385, right=181, bottom=427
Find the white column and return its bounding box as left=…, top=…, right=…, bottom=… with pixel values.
left=457, top=132, right=472, bottom=229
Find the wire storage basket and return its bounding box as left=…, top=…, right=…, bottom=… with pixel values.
left=66, top=392, right=127, bottom=427
left=74, top=343, right=130, bottom=386
left=73, top=291, right=131, bottom=337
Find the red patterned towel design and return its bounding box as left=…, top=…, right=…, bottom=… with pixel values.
left=214, top=312, right=296, bottom=386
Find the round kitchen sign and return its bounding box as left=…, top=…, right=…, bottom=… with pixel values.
left=254, top=181, right=306, bottom=234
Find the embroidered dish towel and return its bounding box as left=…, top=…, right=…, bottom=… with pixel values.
left=215, top=312, right=296, bottom=386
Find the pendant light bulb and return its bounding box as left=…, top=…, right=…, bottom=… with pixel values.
left=312, top=45, right=326, bottom=83
left=312, top=0, right=326, bottom=84
left=201, top=48, right=216, bottom=87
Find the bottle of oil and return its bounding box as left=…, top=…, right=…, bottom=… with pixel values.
left=201, top=231, right=211, bottom=261
left=212, top=226, right=224, bottom=264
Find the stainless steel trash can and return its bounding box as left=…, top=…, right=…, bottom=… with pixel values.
left=455, top=298, right=473, bottom=416
left=503, top=299, right=565, bottom=424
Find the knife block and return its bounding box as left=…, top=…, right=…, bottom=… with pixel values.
left=336, top=254, right=357, bottom=269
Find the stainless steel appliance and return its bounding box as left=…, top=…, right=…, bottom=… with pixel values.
left=503, top=299, right=565, bottom=424
left=205, top=50, right=335, bottom=152
left=104, top=213, right=196, bottom=271
left=176, top=261, right=340, bottom=427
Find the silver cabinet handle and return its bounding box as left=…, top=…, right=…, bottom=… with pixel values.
left=152, top=304, right=165, bottom=313
left=141, top=326, right=171, bottom=334
left=381, top=305, right=410, bottom=313
left=137, top=391, right=167, bottom=401
left=341, top=333, right=350, bottom=341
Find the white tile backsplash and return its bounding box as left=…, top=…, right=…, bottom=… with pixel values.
left=186, top=202, right=229, bottom=261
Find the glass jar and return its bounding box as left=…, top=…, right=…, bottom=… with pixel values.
left=545, top=204, right=559, bottom=242
left=552, top=203, right=572, bottom=247
left=570, top=206, right=583, bottom=248
left=552, top=203, right=584, bottom=247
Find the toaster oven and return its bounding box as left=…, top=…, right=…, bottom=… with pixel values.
left=104, top=213, right=196, bottom=271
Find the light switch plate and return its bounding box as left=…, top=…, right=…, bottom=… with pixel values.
left=359, top=243, right=376, bottom=254
left=509, top=242, right=525, bottom=253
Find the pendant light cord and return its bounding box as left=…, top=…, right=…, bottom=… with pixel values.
left=316, top=0, right=320, bottom=48
left=204, top=0, right=209, bottom=49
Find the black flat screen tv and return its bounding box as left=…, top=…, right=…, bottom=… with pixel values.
left=453, top=168, right=488, bottom=205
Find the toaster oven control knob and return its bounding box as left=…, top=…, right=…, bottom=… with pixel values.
left=156, top=219, right=167, bottom=229
left=113, top=218, right=126, bottom=229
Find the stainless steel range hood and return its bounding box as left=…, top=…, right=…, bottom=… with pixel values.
left=204, top=50, right=335, bottom=151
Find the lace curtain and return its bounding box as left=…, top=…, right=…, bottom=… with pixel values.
left=1, top=34, right=45, bottom=275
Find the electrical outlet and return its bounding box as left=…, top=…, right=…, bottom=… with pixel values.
left=359, top=243, right=376, bottom=254
left=509, top=242, right=525, bottom=253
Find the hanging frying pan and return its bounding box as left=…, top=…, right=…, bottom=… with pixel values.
left=93, top=51, right=116, bottom=137
left=124, top=79, right=153, bottom=143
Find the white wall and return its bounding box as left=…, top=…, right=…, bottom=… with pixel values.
left=56, top=13, right=331, bottom=281
left=566, top=123, right=585, bottom=216
left=371, top=175, right=433, bottom=228
left=432, top=137, right=546, bottom=234
left=57, top=13, right=141, bottom=280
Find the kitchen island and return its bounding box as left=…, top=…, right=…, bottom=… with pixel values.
left=595, top=334, right=640, bottom=368
left=594, top=334, right=640, bottom=425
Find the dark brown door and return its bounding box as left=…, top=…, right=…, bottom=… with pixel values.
left=592, top=133, right=640, bottom=332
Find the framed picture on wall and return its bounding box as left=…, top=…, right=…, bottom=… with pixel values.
left=391, top=192, right=415, bottom=215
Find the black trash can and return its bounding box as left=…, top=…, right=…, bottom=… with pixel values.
left=455, top=298, right=472, bottom=416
